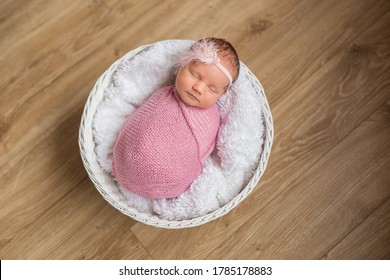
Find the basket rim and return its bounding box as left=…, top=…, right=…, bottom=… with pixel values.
left=79, top=39, right=274, bottom=228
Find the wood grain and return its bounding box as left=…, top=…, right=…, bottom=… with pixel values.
left=323, top=197, right=390, bottom=260
left=1, top=0, right=389, bottom=259
left=207, top=101, right=390, bottom=259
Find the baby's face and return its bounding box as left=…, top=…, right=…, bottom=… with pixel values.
left=175, top=61, right=231, bottom=109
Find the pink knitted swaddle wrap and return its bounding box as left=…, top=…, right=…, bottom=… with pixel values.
left=112, top=85, right=220, bottom=199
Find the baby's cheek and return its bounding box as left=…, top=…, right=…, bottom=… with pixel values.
left=201, top=95, right=218, bottom=108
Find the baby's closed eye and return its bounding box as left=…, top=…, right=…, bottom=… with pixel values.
left=190, top=70, right=200, bottom=79
left=209, top=87, right=217, bottom=93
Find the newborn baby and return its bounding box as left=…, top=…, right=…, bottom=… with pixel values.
left=112, top=38, right=240, bottom=199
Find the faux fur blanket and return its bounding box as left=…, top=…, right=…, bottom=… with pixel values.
left=92, top=40, right=264, bottom=221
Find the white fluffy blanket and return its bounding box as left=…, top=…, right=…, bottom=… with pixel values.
left=92, top=40, right=264, bottom=221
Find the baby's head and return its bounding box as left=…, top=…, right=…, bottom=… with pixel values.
left=175, top=38, right=240, bottom=109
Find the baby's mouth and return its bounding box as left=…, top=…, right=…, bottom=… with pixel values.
left=187, top=92, right=199, bottom=102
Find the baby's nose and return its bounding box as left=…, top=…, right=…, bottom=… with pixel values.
left=193, top=83, right=205, bottom=94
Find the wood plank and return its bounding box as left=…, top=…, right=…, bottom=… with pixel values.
left=48, top=202, right=152, bottom=260
left=0, top=108, right=87, bottom=246
left=130, top=2, right=390, bottom=259
left=323, top=198, right=390, bottom=260
left=234, top=0, right=390, bottom=106
left=206, top=100, right=390, bottom=259
left=0, top=177, right=150, bottom=259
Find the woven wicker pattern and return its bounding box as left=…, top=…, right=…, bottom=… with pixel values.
left=78, top=42, right=274, bottom=228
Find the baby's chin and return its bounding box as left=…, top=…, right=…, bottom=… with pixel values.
left=182, top=97, right=213, bottom=109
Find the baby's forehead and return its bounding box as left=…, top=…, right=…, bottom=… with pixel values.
left=187, top=62, right=229, bottom=87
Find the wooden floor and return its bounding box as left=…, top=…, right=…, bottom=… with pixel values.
left=1, top=0, right=389, bottom=260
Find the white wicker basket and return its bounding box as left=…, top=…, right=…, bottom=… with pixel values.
left=79, top=41, right=274, bottom=228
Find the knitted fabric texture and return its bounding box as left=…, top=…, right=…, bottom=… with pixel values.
left=112, top=85, right=220, bottom=199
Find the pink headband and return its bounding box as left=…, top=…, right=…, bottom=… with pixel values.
left=179, top=40, right=233, bottom=86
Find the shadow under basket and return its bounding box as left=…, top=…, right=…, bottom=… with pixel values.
left=79, top=40, right=274, bottom=229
